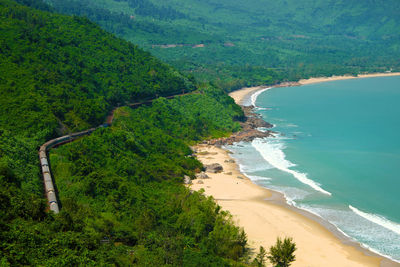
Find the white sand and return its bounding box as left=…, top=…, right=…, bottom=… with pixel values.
left=191, top=145, right=383, bottom=266
left=189, top=75, right=400, bottom=266
left=299, top=72, right=400, bottom=85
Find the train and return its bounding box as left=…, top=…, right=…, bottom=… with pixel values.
left=38, top=124, right=109, bottom=213
left=38, top=92, right=192, bottom=213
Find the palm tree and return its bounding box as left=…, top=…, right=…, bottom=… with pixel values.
left=267, top=237, right=296, bottom=267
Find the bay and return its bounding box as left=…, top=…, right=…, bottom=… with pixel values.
left=227, top=76, right=400, bottom=262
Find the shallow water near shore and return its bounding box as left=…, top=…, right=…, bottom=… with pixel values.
left=227, top=76, right=400, bottom=262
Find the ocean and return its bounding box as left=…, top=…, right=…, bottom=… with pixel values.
left=226, top=76, right=400, bottom=262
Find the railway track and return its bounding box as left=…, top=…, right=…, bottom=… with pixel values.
left=38, top=92, right=194, bottom=213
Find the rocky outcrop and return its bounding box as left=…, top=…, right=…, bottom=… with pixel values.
left=195, top=172, right=209, bottom=179
left=184, top=175, right=192, bottom=184
left=245, top=117, right=273, bottom=129
left=204, top=163, right=223, bottom=173
left=204, top=105, right=275, bottom=146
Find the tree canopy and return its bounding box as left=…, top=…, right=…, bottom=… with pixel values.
left=0, top=1, right=252, bottom=264
left=44, top=0, right=400, bottom=91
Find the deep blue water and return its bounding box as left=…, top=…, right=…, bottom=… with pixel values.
left=227, top=76, right=400, bottom=261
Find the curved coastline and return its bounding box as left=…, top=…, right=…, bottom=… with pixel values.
left=230, top=75, right=400, bottom=266
left=192, top=74, right=400, bottom=266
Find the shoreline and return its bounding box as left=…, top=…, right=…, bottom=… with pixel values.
left=191, top=145, right=393, bottom=266
left=230, top=72, right=400, bottom=106
left=298, top=72, right=400, bottom=85
left=192, top=74, right=400, bottom=266
left=229, top=74, right=400, bottom=265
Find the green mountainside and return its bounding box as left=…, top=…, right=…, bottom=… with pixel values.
left=2, top=0, right=399, bottom=264
left=0, top=0, right=249, bottom=265
left=44, top=0, right=400, bottom=90
left=1, top=0, right=193, bottom=139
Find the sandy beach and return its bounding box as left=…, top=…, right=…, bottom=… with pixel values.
left=191, top=145, right=387, bottom=266
left=190, top=74, right=400, bottom=266
left=299, top=72, right=400, bottom=85
left=230, top=72, right=400, bottom=106
left=229, top=86, right=269, bottom=106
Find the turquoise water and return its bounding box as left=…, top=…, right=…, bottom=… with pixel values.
left=227, top=76, right=400, bottom=262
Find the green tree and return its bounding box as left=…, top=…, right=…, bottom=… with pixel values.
left=252, top=246, right=267, bottom=267
left=267, top=237, right=296, bottom=267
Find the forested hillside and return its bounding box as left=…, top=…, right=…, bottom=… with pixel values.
left=44, top=0, right=400, bottom=90
left=1, top=0, right=193, bottom=140
left=0, top=1, right=250, bottom=264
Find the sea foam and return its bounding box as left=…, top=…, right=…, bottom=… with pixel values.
left=251, top=87, right=271, bottom=107
left=349, top=205, right=400, bottom=236
left=252, top=138, right=332, bottom=196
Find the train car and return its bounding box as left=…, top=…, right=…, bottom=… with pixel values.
left=98, top=123, right=110, bottom=128
left=49, top=202, right=59, bottom=213
left=40, top=157, right=49, bottom=167
left=47, top=191, right=57, bottom=202
left=43, top=135, right=72, bottom=149
left=70, top=130, right=88, bottom=138
left=39, top=150, right=47, bottom=159
left=38, top=103, right=124, bottom=214
left=43, top=172, right=52, bottom=183
left=44, top=179, right=55, bottom=193
left=42, top=164, right=50, bottom=174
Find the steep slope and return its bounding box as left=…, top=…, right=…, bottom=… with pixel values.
left=45, top=0, right=400, bottom=90
left=1, top=0, right=193, bottom=139
left=0, top=1, right=249, bottom=265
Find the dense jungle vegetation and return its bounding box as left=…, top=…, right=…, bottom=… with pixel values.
left=1, top=0, right=194, bottom=140
left=43, top=0, right=400, bottom=90
left=0, top=0, right=251, bottom=265
left=48, top=92, right=246, bottom=265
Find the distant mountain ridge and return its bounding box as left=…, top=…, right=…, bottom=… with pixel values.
left=44, top=0, right=400, bottom=90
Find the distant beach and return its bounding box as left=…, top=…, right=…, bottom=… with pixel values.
left=190, top=73, right=400, bottom=266
left=298, top=72, right=400, bottom=85
left=230, top=72, right=400, bottom=106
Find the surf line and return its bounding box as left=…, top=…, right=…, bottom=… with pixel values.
left=252, top=138, right=332, bottom=196
left=249, top=87, right=332, bottom=196
left=349, top=205, right=400, bottom=235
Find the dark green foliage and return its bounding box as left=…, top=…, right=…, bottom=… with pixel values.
left=14, top=0, right=52, bottom=11
left=0, top=1, right=248, bottom=264
left=252, top=246, right=267, bottom=267
left=267, top=237, right=297, bottom=267
left=45, top=0, right=400, bottom=91
left=0, top=0, right=192, bottom=138
left=47, top=90, right=246, bottom=265
left=0, top=0, right=195, bottom=200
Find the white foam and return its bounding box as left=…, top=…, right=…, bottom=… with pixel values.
left=255, top=107, right=272, bottom=111
left=349, top=205, right=400, bottom=236
left=307, top=205, right=400, bottom=263
left=247, top=175, right=272, bottom=182
left=250, top=87, right=272, bottom=107
left=252, top=138, right=332, bottom=196
left=257, top=127, right=270, bottom=132
left=237, top=162, right=273, bottom=173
